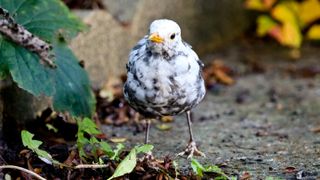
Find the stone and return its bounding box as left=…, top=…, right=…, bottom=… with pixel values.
left=70, top=10, right=132, bottom=88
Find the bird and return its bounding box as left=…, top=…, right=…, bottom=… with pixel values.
left=123, top=19, right=206, bottom=158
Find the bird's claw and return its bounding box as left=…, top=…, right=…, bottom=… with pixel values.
left=177, top=141, right=206, bottom=159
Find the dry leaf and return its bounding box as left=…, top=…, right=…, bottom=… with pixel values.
left=109, top=137, right=127, bottom=143
left=161, top=116, right=174, bottom=122
left=156, top=124, right=172, bottom=131
left=310, top=126, right=320, bottom=133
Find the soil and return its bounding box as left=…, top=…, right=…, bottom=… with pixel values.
left=101, top=40, right=320, bottom=179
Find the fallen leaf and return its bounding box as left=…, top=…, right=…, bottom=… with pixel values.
left=204, top=60, right=235, bottom=86
left=109, top=137, right=127, bottom=143
left=310, top=126, right=320, bottom=133
left=156, top=124, right=172, bottom=131
left=161, top=116, right=174, bottom=122
left=284, top=166, right=297, bottom=173
left=213, top=69, right=234, bottom=85
left=240, top=171, right=251, bottom=180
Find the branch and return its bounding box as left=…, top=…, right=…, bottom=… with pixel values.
left=74, top=164, right=109, bottom=169
left=0, top=7, right=56, bottom=68
left=0, top=165, right=46, bottom=180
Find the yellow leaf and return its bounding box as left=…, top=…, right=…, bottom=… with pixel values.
left=306, top=25, right=320, bottom=40
left=299, top=0, right=320, bottom=27
left=256, top=15, right=278, bottom=36
left=271, top=2, right=302, bottom=48
left=281, top=23, right=302, bottom=48
left=156, top=124, right=172, bottom=131
left=271, top=2, right=299, bottom=25
left=263, top=0, right=277, bottom=9
left=109, top=137, right=127, bottom=143
left=245, top=0, right=267, bottom=11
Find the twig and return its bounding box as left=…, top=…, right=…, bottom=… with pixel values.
left=0, top=7, right=56, bottom=68
left=0, top=165, right=46, bottom=180
left=74, top=164, right=109, bottom=169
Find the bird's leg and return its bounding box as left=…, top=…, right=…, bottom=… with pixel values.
left=142, top=119, right=153, bottom=160
left=177, top=111, right=205, bottom=159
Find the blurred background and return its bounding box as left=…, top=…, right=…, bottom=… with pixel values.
left=61, top=1, right=320, bottom=178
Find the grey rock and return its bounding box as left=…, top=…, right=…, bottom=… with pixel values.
left=102, top=0, right=140, bottom=24
left=70, top=10, right=132, bottom=88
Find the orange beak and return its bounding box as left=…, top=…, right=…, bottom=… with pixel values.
left=148, top=33, right=164, bottom=43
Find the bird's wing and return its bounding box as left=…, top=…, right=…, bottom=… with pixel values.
left=127, top=37, right=148, bottom=72
left=183, top=41, right=204, bottom=70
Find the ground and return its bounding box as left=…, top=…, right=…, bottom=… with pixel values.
left=102, top=41, right=320, bottom=179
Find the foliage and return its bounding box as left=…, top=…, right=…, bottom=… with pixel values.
left=0, top=0, right=95, bottom=117
left=21, top=130, right=60, bottom=165
left=107, top=144, right=153, bottom=180
left=245, top=0, right=320, bottom=48
left=191, top=158, right=232, bottom=179
left=22, top=119, right=154, bottom=180
left=76, top=117, right=115, bottom=160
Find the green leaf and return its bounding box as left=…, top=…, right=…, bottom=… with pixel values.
left=191, top=158, right=205, bottom=177
left=257, top=15, right=278, bottom=37
left=107, top=148, right=137, bottom=180
left=52, top=42, right=95, bottom=117
left=76, top=118, right=100, bottom=159
left=46, top=124, right=58, bottom=133
left=0, top=38, right=55, bottom=96
left=111, top=143, right=125, bottom=161
left=77, top=117, right=100, bottom=135
left=0, top=0, right=94, bottom=117
left=191, top=158, right=229, bottom=179
left=21, top=130, right=60, bottom=165
left=0, top=0, right=85, bottom=41
left=135, top=144, right=153, bottom=153
left=100, top=141, right=114, bottom=157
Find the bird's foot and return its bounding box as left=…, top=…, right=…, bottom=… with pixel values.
left=177, top=141, right=205, bottom=159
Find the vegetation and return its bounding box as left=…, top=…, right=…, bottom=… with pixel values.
left=0, top=0, right=95, bottom=117
left=245, top=0, right=320, bottom=48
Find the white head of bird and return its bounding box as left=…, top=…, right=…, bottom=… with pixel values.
left=147, top=19, right=182, bottom=57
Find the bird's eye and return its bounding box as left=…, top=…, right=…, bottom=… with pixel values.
left=170, top=33, right=176, bottom=40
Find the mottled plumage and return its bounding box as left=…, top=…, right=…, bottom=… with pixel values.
left=124, top=19, right=206, bottom=158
